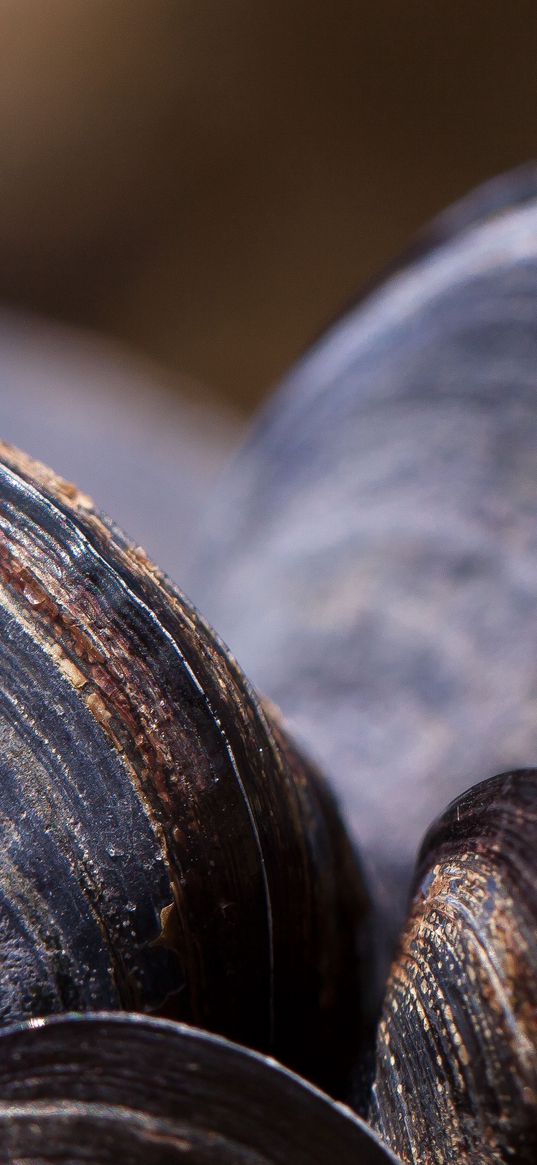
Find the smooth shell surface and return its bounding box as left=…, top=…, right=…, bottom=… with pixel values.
left=0, top=442, right=371, bottom=1092
left=0, top=1013, right=403, bottom=1164
left=370, top=770, right=537, bottom=1164
left=188, top=166, right=537, bottom=966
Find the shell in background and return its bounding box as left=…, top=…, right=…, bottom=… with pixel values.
left=187, top=167, right=537, bottom=970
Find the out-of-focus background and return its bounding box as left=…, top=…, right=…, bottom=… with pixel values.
left=3, top=0, right=537, bottom=406
left=0, top=0, right=536, bottom=573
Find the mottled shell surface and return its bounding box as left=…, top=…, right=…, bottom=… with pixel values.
left=187, top=165, right=537, bottom=972
left=0, top=1013, right=403, bottom=1164
left=370, top=770, right=537, bottom=1164
left=0, top=442, right=371, bottom=1092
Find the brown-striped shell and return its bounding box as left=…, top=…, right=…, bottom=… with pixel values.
left=0, top=441, right=372, bottom=1094
left=370, top=770, right=537, bottom=1163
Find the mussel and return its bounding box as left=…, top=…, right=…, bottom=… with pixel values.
left=187, top=165, right=537, bottom=973
left=4, top=166, right=537, bottom=1160
left=370, top=770, right=537, bottom=1163
left=0, top=1012, right=403, bottom=1163
left=0, top=440, right=372, bottom=1094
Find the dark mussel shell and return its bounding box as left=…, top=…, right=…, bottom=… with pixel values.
left=370, top=770, right=537, bottom=1164
left=0, top=1013, right=403, bottom=1164
left=0, top=442, right=372, bottom=1093
left=187, top=166, right=537, bottom=970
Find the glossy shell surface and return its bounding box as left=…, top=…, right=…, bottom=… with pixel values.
left=0, top=442, right=371, bottom=1091
left=0, top=1013, right=403, bottom=1164
left=370, top=770, right=537, bottom=1163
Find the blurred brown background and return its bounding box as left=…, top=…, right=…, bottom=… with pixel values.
left=0, top=0, right=536, bottom=410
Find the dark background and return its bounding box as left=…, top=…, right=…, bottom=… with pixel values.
left=1, top=1, right=536, bottom=409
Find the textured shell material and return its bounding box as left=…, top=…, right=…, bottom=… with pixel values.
left=0, top=1013, right=404, bottom=1164
left=0, top=441, right=370, bottom=1092
left=370, top=770, right=537, bottom=1164
left=186, top=164, right=537, bottom=973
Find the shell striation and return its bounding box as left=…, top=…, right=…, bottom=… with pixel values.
left=0, top=1012, right=403, bottom=1164
left=0, top=441, right=371, bottom=1093
left=370, top=770, right=537, bottom=1163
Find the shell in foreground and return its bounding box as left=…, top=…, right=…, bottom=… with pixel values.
left=370, top=770, right=537, bottom=1163
left=0, top=442, right=372, bottom=1093
left=0, top=1013, right=402, bottom=1163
